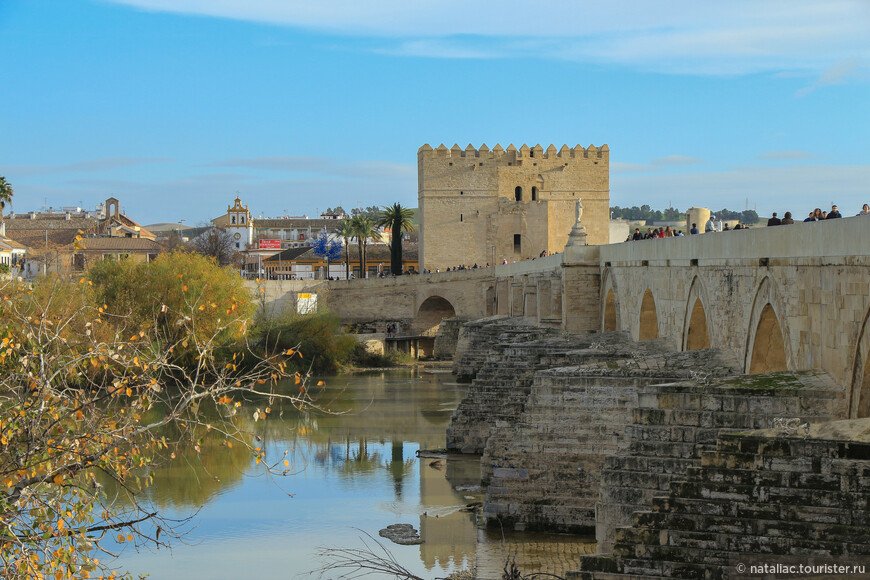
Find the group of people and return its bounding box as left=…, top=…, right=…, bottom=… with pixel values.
left=629, top=226, right=686, bottom=240
left=431, top=263, right=488, bottom=273
left=769, top=203, right=869, bottom=225
left=629, top=203, right=870, bottom=240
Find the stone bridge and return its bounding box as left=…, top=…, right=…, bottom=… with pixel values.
left=324, top=268, right=496, bottom=335
left=310, top=217, right=870, bottom=414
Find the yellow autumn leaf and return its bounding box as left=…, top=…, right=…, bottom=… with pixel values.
left=284, top=460, right=290, bottom=467
left=182, top=285, right=188, bottom=292
left=284, top=349, right=295, bottom=356
left=317, top=380, right=324, bottom=386
left=57, top=519, right=64, bottom=531
left=129, top=335, right=138, bottom=341
left=53, top=474, right=64, bottom=485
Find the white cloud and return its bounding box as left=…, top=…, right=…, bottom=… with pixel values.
left=796, top=59, right=866, bottom=95
left=651, top=155, right=704, bottom=166
left=759, top=150, right=813, bottom=161
left=611, top=162, right=656, bottom=174
left=101, top=0, right=870, bottom=75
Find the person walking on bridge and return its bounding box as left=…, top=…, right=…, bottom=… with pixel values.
left=704, top=216, right=716, bottom=233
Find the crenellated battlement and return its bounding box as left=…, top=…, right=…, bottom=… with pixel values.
left=418, top=143, right=609, bottom=160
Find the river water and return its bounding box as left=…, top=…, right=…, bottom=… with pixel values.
left=115, top=369, right=593, bottom=579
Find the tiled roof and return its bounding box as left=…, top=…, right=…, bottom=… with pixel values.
left=76, top=238, right=163, bottom=251
left=5, top=215, right=99, bottom=231
left=0, top=235, right=28, bottom=250
left=5, top=229, right=81, bottom=247
left=263, top=247, right=314, bottom=262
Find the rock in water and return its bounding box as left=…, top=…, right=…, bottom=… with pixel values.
left=378, top=523, right=423, bottom=545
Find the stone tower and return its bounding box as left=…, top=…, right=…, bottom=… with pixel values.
left=226, top=197, right=253, bottom=251
left=417, top=143, right=609, bottom=271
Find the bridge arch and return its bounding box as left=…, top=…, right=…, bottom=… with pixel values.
left=638, top=289, right=659, bottom=341
left=849, top=306, right=870, bottom=418
left=744, top=277, right=791, bottom=374
left=682, top=277, right=711, bottom=351
left=414, top=295, right=456, bottom=336
left=601, top=269, right=620, bottom=332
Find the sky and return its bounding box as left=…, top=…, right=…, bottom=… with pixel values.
left=1, top=0, right=868, bottom=225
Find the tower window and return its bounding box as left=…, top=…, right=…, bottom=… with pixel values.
left=241, top=216, right=245, bottom=224
left=231, top=215, right=236, bottom=224
left=515, top=186, right=523, bottom=202
left=514, top=234, right=521, bottom=254
left=460, top=214, right=463, bottom=222
left=531, top=187, right=537, bottom=201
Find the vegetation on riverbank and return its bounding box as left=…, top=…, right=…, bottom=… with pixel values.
left=0, top=252, right=316, bottom=579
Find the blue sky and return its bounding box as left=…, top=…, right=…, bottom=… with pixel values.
left=1, top=0, right=868, bottom=225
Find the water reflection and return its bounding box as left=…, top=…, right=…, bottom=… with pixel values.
left=115, top=369, right=480, bottom=579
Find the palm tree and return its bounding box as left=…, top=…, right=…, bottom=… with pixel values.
left=335, top=219, right=355, bottom=280
left=377, top=203, right=415, bottom=275
left=349, top=215, right=379, bottom=278
left=0, top=176, right=13, bottom=233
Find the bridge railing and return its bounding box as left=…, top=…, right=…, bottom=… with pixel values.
left=326, top=267, right=495, bottom=289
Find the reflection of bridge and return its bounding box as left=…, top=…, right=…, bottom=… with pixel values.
left=318, top=217, right=870, bottom=410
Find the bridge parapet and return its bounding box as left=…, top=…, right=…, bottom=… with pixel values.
left=599, top=215, right=869, bottom=265
left=326, top=267, right=494, bottom=291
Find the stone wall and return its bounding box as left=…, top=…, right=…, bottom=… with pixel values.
left=433, top=318, right=465, bottom=360
left=595, top=370, right=847, bottom=554
left=480, top=344, right=741, bottom=535
left=572, top=418, right=870, bottom=580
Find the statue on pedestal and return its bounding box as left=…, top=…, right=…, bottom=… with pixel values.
left=566, top=199, right=588, bottom=247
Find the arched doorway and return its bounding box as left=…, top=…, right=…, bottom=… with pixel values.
left=748, top=304, right=787, bottom=373
left=685, top=298, right=711, bottom=351
left=415, top=296, right=456, bottom=336
left=638, top=289, right=658, bottom=340
left=515, top=186, right=523, bottom=202
left=603, top=289, right=617, bottom=332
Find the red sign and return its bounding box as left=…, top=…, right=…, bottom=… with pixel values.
left=259, top=239, right=281, bottom=250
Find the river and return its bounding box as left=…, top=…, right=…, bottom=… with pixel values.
left=115, top=368, right=593, bottom=579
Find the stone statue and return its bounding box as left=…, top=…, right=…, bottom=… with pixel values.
left=566, top=198, right=588, bottom=247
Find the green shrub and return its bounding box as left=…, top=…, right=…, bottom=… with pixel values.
left=252, top=310, right=356, bottom=374
left=88, top=250, right=253, bottom=365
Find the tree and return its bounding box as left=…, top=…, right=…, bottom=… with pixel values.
left=377, top=203, right=414, bottom=275
left=0, top=176, right=12, bottom=231
left=0, top=258, right=317, bottom=579
left=188, top=227, right=237, bottom=267
left=335, top=220, right=355, bottom=281
left=311, top=235, right=343, bottom=279
left=350, top=206, right=380, bottom=220
left=349, top=216, right=379, bottom=278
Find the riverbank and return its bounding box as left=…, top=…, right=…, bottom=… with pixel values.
left=343, top=359, right=454, bottom=373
